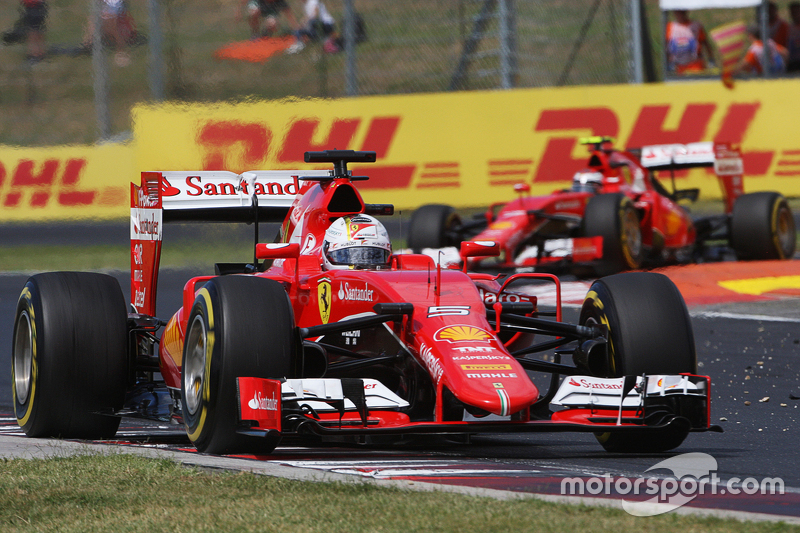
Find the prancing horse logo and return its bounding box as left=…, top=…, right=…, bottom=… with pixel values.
left=318, top=278, right=331, bottom=324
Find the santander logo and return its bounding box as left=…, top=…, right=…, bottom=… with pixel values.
left=161, top=178, right=181, bottom=197
left=568, top=378, right=622, bottom=390
left=248, top=391, right=278, bottom=411
left=338, top=282, right=374, bottom=302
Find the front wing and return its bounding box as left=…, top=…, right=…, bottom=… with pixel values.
left=235, top=374, right=717, bottom=441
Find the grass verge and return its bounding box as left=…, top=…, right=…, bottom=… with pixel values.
left=0, top=453, right=796, bottom=533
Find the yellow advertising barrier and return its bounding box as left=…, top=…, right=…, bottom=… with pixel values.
left=132, top=78, right=800, bottom=210
left=2, top=78, right=800, bottom=221
left=0, top=144, right=133, bottom=222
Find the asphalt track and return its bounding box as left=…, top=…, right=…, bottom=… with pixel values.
left=1, top=222, right=800, bottom=522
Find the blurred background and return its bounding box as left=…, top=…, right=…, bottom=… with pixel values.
left=1, top=0, right=789, bottom=147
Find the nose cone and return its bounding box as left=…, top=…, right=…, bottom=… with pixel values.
left=448, top=365, right=539, bottom=417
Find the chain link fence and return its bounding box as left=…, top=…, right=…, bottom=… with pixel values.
left=152, top=0, right=635, bottom=99
left=10, top=0, right=783, bottom=146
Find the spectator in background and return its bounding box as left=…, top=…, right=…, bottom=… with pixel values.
left=787, top=2, right=800, bottom=71
left=765, top=1, right=790, bottom=48
left=736, top=24, right=788, bottom=75
left=2, top=0, right=48, bottom=61
left=666, top=10, right=715, bottom=74
left=286, top=0, right=337, bottom=54
left=101, top=0, right=130, bottom=67
left=240, top=0, right=299, bottom=40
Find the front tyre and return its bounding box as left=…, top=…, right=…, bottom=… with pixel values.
left=579, top=272, right=696, bottom=452
left=12, top=272, right=128, bottom=439
left=407, top=204, right=461, bottom=252
left=583, top=193, right=643, bottom=276
left=181, top=276, right=298, bottom=455
left=730, top=192, right=796, bottom=260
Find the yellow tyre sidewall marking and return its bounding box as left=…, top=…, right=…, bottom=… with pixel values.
left=585, top=289, right=616, bottom=376
left=187, top=288, right=215, bottom=442
left=771, top=199, right=787, bottom=259
left=590, top=288, right=614, bottom=444
left=14, top=287, right=37, bottom=428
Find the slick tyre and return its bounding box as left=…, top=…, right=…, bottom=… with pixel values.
left=182, top=276, right=298, bottom=455
left=407, top=204, right=461, bottom=252
left=579, top=272, right=696, bottom=453
left=583, top=193, right=643, bottom=276
left=12, top=272, right=128, bottom=439
left=730, top=192, right=796, bottom=260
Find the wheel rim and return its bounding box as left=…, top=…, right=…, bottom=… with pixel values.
left=183, top=314, right=207, bottom=416
left=13, top=311, right=33, bottom=405
left=621, top=208, right=642, bottom=266
left=776, top=206, right=796, bottom=258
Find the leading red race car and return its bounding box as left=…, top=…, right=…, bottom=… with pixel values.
left=12, top=150, right=719, bottom=455
left=407, top=137, right=796, bottom=276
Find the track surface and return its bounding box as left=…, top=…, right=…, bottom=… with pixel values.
left=1, top=222, right=799, bottom=520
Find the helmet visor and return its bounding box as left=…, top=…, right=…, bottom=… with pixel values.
left=328, top=246, right=390, bottom=267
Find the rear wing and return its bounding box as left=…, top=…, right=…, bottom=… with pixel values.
left=638, top=142, right=743, bottom=213
left=130, top=170, right=327, bottom=316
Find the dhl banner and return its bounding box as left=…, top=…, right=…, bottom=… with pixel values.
left=3, top=78, right=800, bottom=221
left=0, top=143, right=134, bottom=222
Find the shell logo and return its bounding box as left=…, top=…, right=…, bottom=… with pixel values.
left=489, top=221, right=513, bottom=230
left=434, top=325, right=492, bottom=343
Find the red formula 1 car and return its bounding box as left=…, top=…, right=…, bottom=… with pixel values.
left=12, top=151, right=719, bottom=455
left=407, top=137, right=796, bottom=276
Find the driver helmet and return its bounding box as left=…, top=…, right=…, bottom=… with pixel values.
left=571, top=170, right=604, bottom=193
left=322, top=214, right=392, bottom=270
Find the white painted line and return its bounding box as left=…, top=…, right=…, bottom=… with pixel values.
left=691, top=311, right=800, bottom=323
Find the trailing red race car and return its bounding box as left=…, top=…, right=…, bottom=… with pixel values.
left=12, top=150, right=719, bottom=455
left=407, top=137, right=796, bottom=276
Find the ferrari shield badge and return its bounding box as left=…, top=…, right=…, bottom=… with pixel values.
left=318, top=278, right=332, bottom=324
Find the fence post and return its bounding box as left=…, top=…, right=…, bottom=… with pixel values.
left=148, top=0, right=165, bottom=101
left=91, top=0, right=111, bottom=140
left=344, top=0, right=357, bottom=96
left=629, top=0, right=644, bottom=83
left=759, top=0, right=771, bottom=77
left=499, top=0, right=511, bottom=88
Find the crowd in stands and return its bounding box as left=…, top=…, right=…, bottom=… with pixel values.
left=666, top=1, right=800, bottom=77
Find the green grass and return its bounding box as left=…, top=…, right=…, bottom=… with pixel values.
left=0, top=453, right=796, bottom=533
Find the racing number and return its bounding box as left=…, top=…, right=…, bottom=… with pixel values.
left=427, top=306, right=470, bottom=317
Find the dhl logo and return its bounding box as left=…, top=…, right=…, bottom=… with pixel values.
left=193, top=101, right=777, bottom=195
left=460, top=364, right=513, bottom=371
left=434, top=325, right=493, bottom=343
left=0, top=158, right=124, bottom=209
left=533, top=102, right=773, bottom=181
left=196, top=116, right=418, bottom=191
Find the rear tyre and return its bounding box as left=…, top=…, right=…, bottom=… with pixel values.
left=730, top=192, right=796, bottom=260
left=583, top=193, right=643, bottom=276
left=579, top=272, right=696, bottom=453
left=182, top=276, right=298, bottom=455
left=407, top=204, right=461, bottom=252
left=12, top=272, right=128, bottom=439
